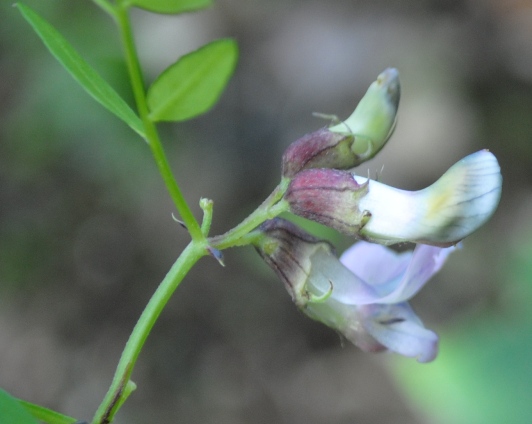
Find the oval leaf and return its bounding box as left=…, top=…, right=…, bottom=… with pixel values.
left=17, top=3, right=145, bottom=138
left=125, top=0, right=212, bottom=14
left=147, top=39, right=238, bottom=122
left=0, top=390, right=38, bottom=424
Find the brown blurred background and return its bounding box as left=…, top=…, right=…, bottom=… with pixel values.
left=1, top=0, right=531, bottom=423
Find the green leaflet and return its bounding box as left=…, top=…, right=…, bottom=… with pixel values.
left=147, top=39, right=238, bottom=122
left=0, top=390, right=38, bottom=424
left=124, top=0, right=212, bottom=14
left=17, top=3, right=145, bottom=138
left=19, top=399, right=78, bottom=424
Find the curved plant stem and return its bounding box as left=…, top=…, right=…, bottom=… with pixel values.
left=116, top=4, right=205, bottom=243
left=209, top=177, right=290, bottom=250
left=91, top=241, right=206, bottom=424
left=91, top=8, right=292, bottom=423
left=91, top=178, right=288, bottom=422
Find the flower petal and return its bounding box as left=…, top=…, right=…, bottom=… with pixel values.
left=339, top=242, right=455, bottom=303
left=360, top=303, right=439, bottom=363
left=340, top=241, right=411, bottom=286
left=355, top=150, right=502, bottom=246
left=376, top=243, right=456, bottom=303
left=307, top=248, right=381, bottom=304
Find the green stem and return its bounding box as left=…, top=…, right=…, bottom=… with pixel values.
left=90, top=7, right=292, bottom=424
left=90, top=178, right=288, bottom=423
left=91, top=241, right=206, bottom=424
left=209, top=178, right=290, bottom=250
left=116, top=5, right=204, bottom=243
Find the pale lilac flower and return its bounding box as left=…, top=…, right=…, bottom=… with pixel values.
left=285, top=150, right=502, bottom=246
left=254, top=219, right=455, bottom=362
left=352, top=150, right=502, bottom=246
left=339, top=241, right=454, bottom=304
left=304, top=241, right=455, bottom=362
left=344, top=241, right=454, bottom=361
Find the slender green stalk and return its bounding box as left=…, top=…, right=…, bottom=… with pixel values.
left=91, top=241, right=206, bottom=424
left=115, top=5, right=205, bottom=243
left=90, top=178, right=288, bottom=422
left=209, top=178, right=290, bottom=250
left=89, top=7, right=213, bottom=424
left=90, top=8, right=293, bottom=423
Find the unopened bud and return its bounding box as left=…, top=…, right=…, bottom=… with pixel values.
left=329, top=67, right=400, bottom=160
left=281, top=68, right=400, bottom=177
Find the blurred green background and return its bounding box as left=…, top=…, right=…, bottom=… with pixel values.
left=0, top=0, right=530, bottom=423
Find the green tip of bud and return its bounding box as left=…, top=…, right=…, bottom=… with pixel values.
left=329, top=67, right=400, bottom=161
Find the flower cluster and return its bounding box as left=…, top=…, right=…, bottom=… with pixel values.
left=253, top=69, right=502, bottom=362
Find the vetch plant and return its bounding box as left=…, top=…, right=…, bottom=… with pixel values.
left=5, top=1, right=502, bottom=423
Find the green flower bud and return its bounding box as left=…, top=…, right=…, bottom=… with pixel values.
left=329, top=67, right=400, bottom=160
left=281, top=68, right=400, bottom=178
